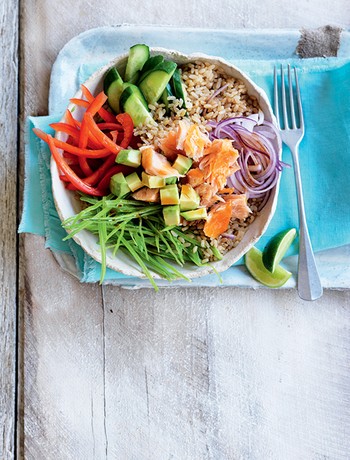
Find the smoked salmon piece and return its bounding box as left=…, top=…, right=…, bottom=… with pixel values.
left=160, top=120, right=210, bottom=162
left=182, top=124, right=211, bottom=161
left=203, top=201, right=233, bottom=238
left=141, top=146, right=181, bottom=178
left=159, top=131, right=180, bottom=162
left=224, top=194, right=251, bottom=220
left=132, top=187, right=160, bottom=203
left=199, top=139, right=240, bottom=190
left=186, top=168, right=205, bottom=187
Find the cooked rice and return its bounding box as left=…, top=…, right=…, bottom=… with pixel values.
left=134, top=61, right=262, bottom=261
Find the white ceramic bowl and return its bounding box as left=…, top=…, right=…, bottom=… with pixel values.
left=51, top=48, right=281, bottom=280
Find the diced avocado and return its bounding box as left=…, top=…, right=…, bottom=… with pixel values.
left=165, top=176, right=178, bottom=185
left=163, top=205, right=181, bottom=227
left=141, top=172, right=166, bottom=189
left=140, top=55, right=164, bottom=76
left=181, top=208, right=207, bottom=221
left=170, top=68, right=187, bottom=109
left=160, top=184, right=180, bottom=205
left=173, top=154, right=193, bottom=174
left=110, top=172, right=131, bottom=197
left=120, top=85, right=155, bottom=127
left=180, top=184, right=200, bottom=211
left=124, top=44, right=150, bottom=84
left=116, top=149, right=141, bottom=168
left=139, top=61, right=177, bottom=105
left=103, top=67, right=124, bottom=113
left=125, top=172, right=143, bottom=192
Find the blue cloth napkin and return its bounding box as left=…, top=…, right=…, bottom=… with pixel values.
left=19, top=56, right=350, bottom=283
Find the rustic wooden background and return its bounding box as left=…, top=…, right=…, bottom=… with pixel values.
left=1, top=0, right=349, bottom=459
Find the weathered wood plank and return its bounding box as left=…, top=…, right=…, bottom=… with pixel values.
left=18, top=1, right=350, bottom=459
left=0, top=1, right=18, bottom=459
left=102, top=287, right=350, bottom=459
left=17, top=3, right=107, bottom=457
left=18, top=236, right=107, bottom=460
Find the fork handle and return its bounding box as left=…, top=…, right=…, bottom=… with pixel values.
left=290, top=145, right=323, bottom=301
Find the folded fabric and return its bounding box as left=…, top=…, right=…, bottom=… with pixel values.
left=19, top=56, right=350, bottom=284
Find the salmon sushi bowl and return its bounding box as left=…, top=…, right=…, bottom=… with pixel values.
left=34, top=46, right=283, bottom=288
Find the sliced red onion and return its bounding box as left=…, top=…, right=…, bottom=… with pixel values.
left=208, top=114, right=285, bottom=203
left=207, top=83, right=229, bottom=103
left=221, top=233, right=236, bottom=240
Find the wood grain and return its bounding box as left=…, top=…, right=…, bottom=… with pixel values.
left=17, top=1, right=350, bottom=459
left=0, top=1, right=18, bottom=459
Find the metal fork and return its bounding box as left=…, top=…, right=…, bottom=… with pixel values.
left=274, top=65, right=323, bottom=301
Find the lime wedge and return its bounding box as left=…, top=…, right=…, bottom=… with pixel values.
left=245, top=247, right=292, bottom=288
left=262, top=228, right=297, bottom=273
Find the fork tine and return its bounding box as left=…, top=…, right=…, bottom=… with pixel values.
left=280, top=65, right=289, bottom=130
left=294, top=67, right=304, bottom=128
left=288, top=64, right=297, bottom=129
left=273, top=66, right=280, bottom=127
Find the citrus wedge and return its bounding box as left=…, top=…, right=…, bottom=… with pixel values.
left=245, top=247, right=292, bottom=288
left=262, top=228, right=297, bottom=273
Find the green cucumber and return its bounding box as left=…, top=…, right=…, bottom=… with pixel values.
left=103, top=67, right=124, bottom=113
left=120, top=85, right=154, bottom=127
left=160, top=83, right=174, bottom=113
left=170, top=68, right=187, bottom=108
left=124, top=44, right=150, bottom=84
left=139, top=61, right=177, bottom=105
left=141, top=55, right=164, bottom=75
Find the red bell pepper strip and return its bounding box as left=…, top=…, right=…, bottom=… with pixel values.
left=115, top=113, right=134, bottom=148
left=84, top=113, right=122, bottom=155
left=50, top=122, right=101, bottom=150
left=64, top=109, right=80, bottom=129
left=33, top=128, right=111, bottom=158
left=97, top=122, right=122, bottom=131
left=69, top=98, right=89, bottom=108
left=81, top=85, right=116, bottom=123
left=84, top=155, right=116, bottom=186
left=47, top=135, right=104, bottom=196
left=98, top=165, right=134, bottom=192
left=79, top=91, right=108, bottom=175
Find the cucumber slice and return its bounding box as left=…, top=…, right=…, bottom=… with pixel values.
left=120, top=83, right=149, bottom=110
left=124, top=44, right=150, bottom=83
left=141, top=55, right=164, bottom=75
left=160, top=83, right=174, bottom=113
left=103, top=67, right=124, bottom=113
left=120, top=86, right=155, bottom=127
left=170, top=69, right=187, bottom=108
left=139, top=62, right=177, bottom=105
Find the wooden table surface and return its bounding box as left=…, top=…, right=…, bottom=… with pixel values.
left=2, top=1, right=350, bottom=459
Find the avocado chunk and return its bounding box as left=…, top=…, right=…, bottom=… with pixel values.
left=160, top=184, right=180, bottom=205
left=181, top=208, right=207, bottom=221
left=180, top=184, right=200, bottom=211
left=163, top=205, right=181, bottom=227
left=125, top=172, right=143, bottom=192
left=124, top=44, right=150, bottom=84
left=173, top=154, right=193, bottom=175
left=165, top=176, right=178, bottom=185
left=116, top=149, right=141, bottom=168
left=141, top=172, right=166, bottom=189
left=103, top=67, right=124, bottom=113
left=110, top=172, right=131, bottom=197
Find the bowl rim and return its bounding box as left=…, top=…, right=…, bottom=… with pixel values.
left=51, top=47, right=282, bottom=280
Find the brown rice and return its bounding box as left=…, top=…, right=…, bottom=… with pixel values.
left=134, top=61, right=262, bottom=261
